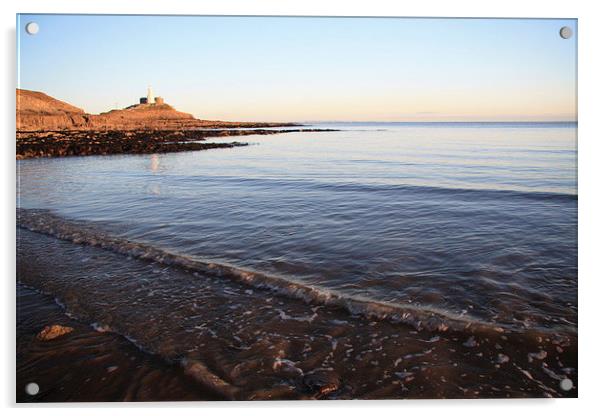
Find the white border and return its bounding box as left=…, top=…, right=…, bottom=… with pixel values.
left=2, top=1, right=600, bottom=415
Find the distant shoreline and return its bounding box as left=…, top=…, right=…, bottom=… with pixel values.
left=16, top=88, right=303, bottom=132
left=15, top=88, right=341, bottom=159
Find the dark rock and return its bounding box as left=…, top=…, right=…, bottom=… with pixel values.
left=302, top=369, right=340, bottom=398
left=16, top=129, right=337, bottom=159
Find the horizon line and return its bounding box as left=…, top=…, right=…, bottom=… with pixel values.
left=300, top=120, right=578, bottom=123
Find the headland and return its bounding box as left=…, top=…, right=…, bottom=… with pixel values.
left=16, top=89, right=334, bottom=159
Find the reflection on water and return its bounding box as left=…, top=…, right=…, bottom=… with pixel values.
left=16, top=122, right=577, bottom=333
left=150, top=154, right=161, bottom=173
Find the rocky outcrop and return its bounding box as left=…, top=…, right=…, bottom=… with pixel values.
left=17, top=89, right=90, bottom=130
left=16, top=128, right=335, bottom=159
left=17, top=89, right=300, bottom=131
left=16, top=130, right=247, bottom=159
left=36, top=324, right=74, bottom=341
left=90, top=103, right=197, bottom=130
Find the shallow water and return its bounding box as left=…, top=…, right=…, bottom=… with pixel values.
left=17, top=229, right=577, bottom=399
left=17, top=122, right=578, bottom=334
left=16, top=283, right=219, bottom=402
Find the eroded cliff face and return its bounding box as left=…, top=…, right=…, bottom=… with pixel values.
left=17, top=89, right=91, bottom=130
left=17, top=89, right=298, bottom=131
left=16, top=89, right=197, bottom=131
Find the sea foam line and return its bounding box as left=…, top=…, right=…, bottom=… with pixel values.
left=16, top=208, right=574, bottom=337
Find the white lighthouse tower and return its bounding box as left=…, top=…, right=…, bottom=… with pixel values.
left=146, top=86, right=155, bottom=104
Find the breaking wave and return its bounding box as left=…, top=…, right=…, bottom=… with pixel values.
left=16, top=208, right=573, bottom=337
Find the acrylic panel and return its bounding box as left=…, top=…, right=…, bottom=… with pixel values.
left=16, top=14, right=577, bottom=402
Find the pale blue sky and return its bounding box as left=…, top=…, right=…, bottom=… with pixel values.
left=17, top=15, right=577, bottom=122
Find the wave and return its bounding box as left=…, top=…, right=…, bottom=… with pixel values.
left=16, top=208, right=575, bottom=338
left=188, top=175, right=577, bottom=203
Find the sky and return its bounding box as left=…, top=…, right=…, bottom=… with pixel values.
left=17, top=15, right=577, bottom=122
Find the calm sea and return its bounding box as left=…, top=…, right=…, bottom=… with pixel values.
left=17, top=122, right=577, bottom=332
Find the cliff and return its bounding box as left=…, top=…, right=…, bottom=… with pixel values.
left=16, top=89, right=90, bottom=130
left=16, top=89, right=298, bottom=131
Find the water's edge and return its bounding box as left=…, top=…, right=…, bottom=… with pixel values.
left=17, top=208, right=575, bottom=339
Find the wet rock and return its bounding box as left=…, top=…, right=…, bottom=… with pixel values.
left=463, top=336, right=478, bottom=347
left=302, top=369, right=340, bottom=398
left=528, top=350, right=548, bottom=362
left=394, top=371, right=414, bottom=380
left=273, top=358, right=303, bottom=377
left=36, top=324, right=74, bottom=341
left=16, top=128, right=337, bottom=159
left=496, top=353, right=510, bottom=364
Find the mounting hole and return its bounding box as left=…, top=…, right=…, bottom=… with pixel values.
left=559, top=26, right=572, bottom=39
left=25, top=382, right=39, bottom=396
left=559, top=378, right=573, bottom=391
left=25, top=22, right=39, bottom=35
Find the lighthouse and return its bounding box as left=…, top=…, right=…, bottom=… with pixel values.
left=146, top=86, right=155, bottom=104
left=138, top=87, right=164, bottom=105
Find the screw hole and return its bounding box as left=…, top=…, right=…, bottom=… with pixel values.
left=25, top=382, right=39, bottom=396
left=559, top=26, right=572, bottom=39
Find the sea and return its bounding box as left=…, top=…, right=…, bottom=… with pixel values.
left=16, top=122, right=578, bottom=400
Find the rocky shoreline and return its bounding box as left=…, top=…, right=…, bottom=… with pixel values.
left=16, top=88, right=336, bottom=159
left=16, top=128, right=336, bottom=159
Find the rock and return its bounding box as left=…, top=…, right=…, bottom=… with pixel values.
left=16, top=128, right=335, bottom=159
left=496, top=353, right=510, bottom=364
left=36, top=324, right=74, bottom=341
left=273, top=358, right=304, bottom=377
left=528, top=350, right=548, bottom=362
left=302, top=369, right=340, bottom=397
left=463, top=336, right=478, bottom=348
left=394, top=371, right=414, bottom=380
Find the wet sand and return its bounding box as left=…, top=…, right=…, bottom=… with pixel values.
left=17, top=225, right=577, bottom=401
left=17, top=284, right=222, bottom=402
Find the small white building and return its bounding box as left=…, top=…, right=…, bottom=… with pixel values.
left=139, top=87, right=164, bottom=105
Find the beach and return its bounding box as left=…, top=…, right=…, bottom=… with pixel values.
left=17, top=225, right=576, bottom=400
left=16, top=122, right=577, bottom=400
left=17, top=282, right=221, bottom=402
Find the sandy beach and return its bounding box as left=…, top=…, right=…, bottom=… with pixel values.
left=17, top=213, right=577, bottom=400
